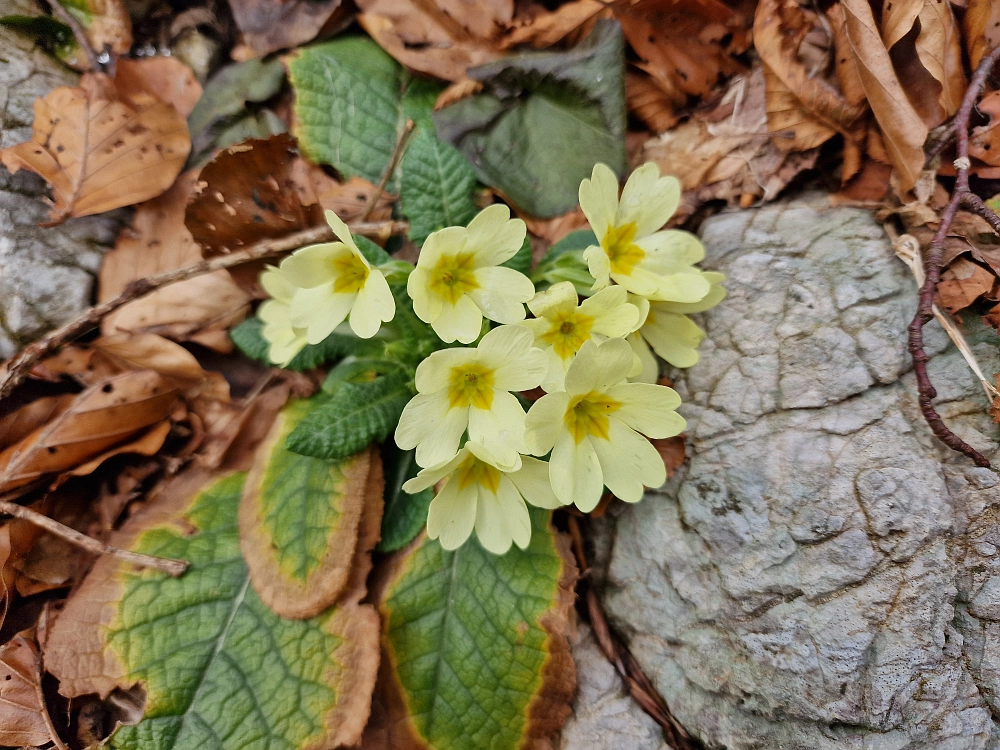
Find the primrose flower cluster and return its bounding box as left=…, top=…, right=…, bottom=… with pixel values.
left=259, top=163, right=725, bottom=554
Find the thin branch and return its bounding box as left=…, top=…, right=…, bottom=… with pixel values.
left=908, top=44, right=1000, bottom=468
left=567, top=516, right=697, bottom=750
left=0, top=218, right=407, bottom=403
left=49, top=0, right=100, bottom=72
left=34, top=662, right=70, bottom=750
left=0, top=501, right=188, bottom=576
left=361, top=118, right=416, bottom=222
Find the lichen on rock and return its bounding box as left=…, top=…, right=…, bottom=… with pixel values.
left=597, top=196, right=1000, bottom=749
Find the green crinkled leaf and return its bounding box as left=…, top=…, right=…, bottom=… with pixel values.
left=287, top=37, right=408, bottom=188
left=434, top=20, right=627, bottom=218
left=45, top=471, right=380, bottom=750
left=322, top=356, right=411, bottom=394
left=400, top=129, right=479, bottom=246
left=230, top=316, right=381, bottom=370
left=286, top=372, right=414, bottom=460
left=373, top=509, right=577, bottom=748
left=241, top=400, right=377, bottom=619
left=531, top=229, right=598, bottom=294
left=377, top=446, right=432, bottom=553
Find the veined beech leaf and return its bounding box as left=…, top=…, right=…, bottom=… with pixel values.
left=241, top=398, right=383, bottom=619
left=0, top=634, right=55, bottom=748
left=0, top=72, right=189, bottom=224
left=45, top=469, right=381, bottom=750
left=363, top=509, right=577, bottom=749
left=0, top=370, right=178, bottom=493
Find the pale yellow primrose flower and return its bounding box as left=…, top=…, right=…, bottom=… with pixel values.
left=627, top=273, right=726, bottom=381
left=407, top=204, right=535, bottom=344
left=525, top=338, right=685, bottom=512
left=521, top=281, right=640, bottom=392
left=395, top=325, right=547, bottom=468
left=258, top=266, right=309, bottom=366
left=403, top=441, right=561, bottom=554
left=579, top=163, right=710, bottom=303
left=280, top=210, right=395, bottom=343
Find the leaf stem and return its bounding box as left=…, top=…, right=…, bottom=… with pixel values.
left=361, top=118, right=416, bottom=222
left=0, top=500, right=189, bottom=576
left=908, top=44, right=1000, bottom=469
left=0, top=218, right=407, bottom=403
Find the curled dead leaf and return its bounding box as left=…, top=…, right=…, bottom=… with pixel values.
left=0, top=634, right=57, bottom=748
left=114, top=57, right=203, bottom=118
left=937, top=257, right=996, bottom=314
left=0, top=73, right=190, bottom=224
left=966, top=0, right=1000, bottom=69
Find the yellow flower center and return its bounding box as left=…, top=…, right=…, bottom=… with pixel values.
left=541, top=311, right=595, bottom=360
left=332, top=251, right=370, bottom=294
left=448, top=362, right=495, bottom=409
left=565, top=391, right=622, bottom=443
left=602, top=222, right=645, bottom=276
left=428, top=252, right=479, bottom=304
left=455, top=452, right=502, bottom=493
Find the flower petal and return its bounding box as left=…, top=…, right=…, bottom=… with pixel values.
left=414, top=348, right=477, bottom=393
left=475, top=478, right=531, bottom=554
left=280, top=243, right=345, bottom=288
left=289, top=285, right=354, bottom=344
left=564, top=339, right=632, bottom=396
left=260, top=266, right=296, bottom=304
left=528, top=281, right=579, bottom=318
left=407, top=267, right=443, bottom=323
left=581, top=286, right=640, bottom=337
left=479, top=326, right=547, bottom=391
left=468, top=267, right=534, bottom=323
left=659, top=272, right=726, bottom=314
left=466, top=204, right=526, bottom=266
left=641, top=310, right=704, bottom=368
left=637, top=229, right=705, bottom=267
left=583, top=245, right=611, bottom=291
left=468, top=391, right=527, bottom=466
left=432, top=293, right=484, bottom=344
left=324, top=209, right=362, bottom=256
left=509, top=457, right=563, bottom=509
left=647, top=272, right=712, bottom=304
left=525, top=392, right=570, bottom=455
left=579, top=162, right=619, bottom=241
left=627, top=332, right=658, bottom=384
left=540, top=347, right=571, bottom=393
left=427, top=478, right=477, bottom=550
left=349, top=270, right=395, bottom=338
left=414, top=402, right=469, bottom=469
left=550, top=432, right=603, bottom=510
left=617, top=164, right=679, bottom=238
left=402, top=447, right=469, bottom=493
left=416, top=225, right=467, bottom=269
left=606, top=382, right=685, bottom=438
left=395, top=391, right=451, bottom=451
left=591, top=420, right=665, bottom=502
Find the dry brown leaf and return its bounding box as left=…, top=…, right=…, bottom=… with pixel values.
left=625, top=71, right=684, bottom=134
left=0, top=73, right=190, bottom=224
left=289, top=168, right=396, bottom=224
left=830, top=158, right=893, bottom=205
left=229, top=0, right=348, bottom=58
left=0, top=396, right=75, bottom=452
left=503, top=0, right=605, bottom=48
left=0, top=634, right=56, bottom=748
left=970, top=91, right=1000, bottom=165
left=617, top=0, right=750, bottom=103
left=650, top=435, right=686, bottom=478
left=0, top=370, right=178, bottom=493
left=114, top=57, right=203, bottom=118
left=754, top=0, right=866, bottom=152
left=521, top=206, right=590, bottom=244
left=937, top=257, right=996, bottom=313
left=433, top=77, right=485, bottom=111
left=840, top=0, right=928, bottom=193
left=78, top=0, right=132, bottom=57
left=357, top=0, right=512, bottom=81
left=966, top=0, right=1000, bottom=69
left=882, top=0, right=965, bottom=124
left=99, top=173, right=250, bottom=351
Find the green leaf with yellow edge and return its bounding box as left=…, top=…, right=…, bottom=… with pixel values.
left=363, top=509, right=578, bottom=749
left=45, top=469, right=381, bottom=750
left=241, top=398, right=383, bottom=619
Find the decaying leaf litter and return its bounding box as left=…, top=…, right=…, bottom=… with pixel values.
left=5, top=0, right=1000, bottom=747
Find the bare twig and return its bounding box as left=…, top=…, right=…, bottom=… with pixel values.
left=567, top=516, right=698, bottom=750
left=908, top=44, right=1000, bottom=468
left=49, top=0, right=100, bottom=73
left=361, top=118, right=416, bottom=222
left=34, top=659, right=70, bottom=750
left=0, top=218, right=407, bottom=403
left=0, top=500, right=188, bottom=576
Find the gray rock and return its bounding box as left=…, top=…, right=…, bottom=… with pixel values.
left=0, top=1, right=126, bottom=358
left=601, top=195, right=1000, bottom=749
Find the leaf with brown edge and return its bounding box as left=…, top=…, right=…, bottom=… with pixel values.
left=0, top=72, right=189, bottom=224
left=0, top=370, right=178, bottom=493
left=362, top=508, right=577, bottom=750
left=966, top=0, right=1000, bottom=69
left=99, top=173, right=250, bottom=352
left=229, top=0, right=348, bottom=59
left=840, top=0, right=928, bottom=193
left=0, top=634, right=57, bottom=748
left=114, top=57, right=203, bottom=118
left=239, top=398, right=380, bottom=619
left=625, top=71, right=684, bottom=134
